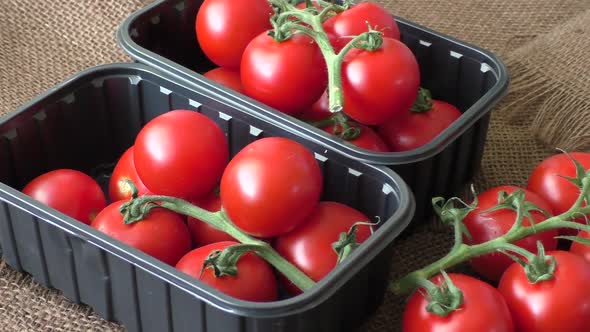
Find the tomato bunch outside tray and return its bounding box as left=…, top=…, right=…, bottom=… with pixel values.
left=400, top=151, right=590, bottom=332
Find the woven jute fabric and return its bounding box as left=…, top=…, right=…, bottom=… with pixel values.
left=505, top=10, right=590, bottom=152
left=1, top=0, right=590, bottom=331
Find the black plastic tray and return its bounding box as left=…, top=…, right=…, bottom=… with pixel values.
left=116, top=0, right=509, bottom=223
left=0, top=63, right=414, bottom=332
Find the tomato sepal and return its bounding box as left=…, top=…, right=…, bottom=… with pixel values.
left=553, top=149, right=590, bottom=207
left=482, top=189, right=552, bottom=230
left=432, top=189, right=478, bottom=243
left=410, top=87, right=434, bottom=113
left=201, top=243, right=262, bottom=278
left=523, top=242, right=557, bottom=283
left=416, top=271, right=464, bottom=317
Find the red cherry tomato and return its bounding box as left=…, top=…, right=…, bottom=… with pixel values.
left=91, top=200, right=191, bottom=266
left=274, top=201, right=373, bottom=294
left=133, top=110, right=229, bottom=200
left=462, top=185, right=557, bottom=281
left=241, top=32, right=328, bottom=116
left=109, top=146, right=151, bottom=202
left=569, top=230, right=590, bottom=263
left=220, top=137, right=322, bottom=238
left=527, top=152, right=590, bottom=235
left=403, top=273, right=514, bottom=332
left=527, top=152, right=590, bottom=215
left=188, top=193, right=235, bottom=247
left=378, top=100, right=462, bottom=152
left=195, top=0, right=273, bottom=69
left=323, top=2, right=401, bottom=50
left=175, top=241, right=278, bottom=302
left=299, top=90, right=332, bottom=121
left=498, top=250, right=590, bottom=332
left=203, top=67, right=244, bottom=93
left=322, top=123, right=390, bottom=152
left=341, top=37, right=420, bottom=126
left=22, top=169, right=107, bottom=225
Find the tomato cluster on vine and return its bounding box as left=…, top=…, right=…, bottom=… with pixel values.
left=196, top=0, right=462, bottom=153
left=401, top=151, right=590, bottom=332
left=22, top=109, right=376, bottom=302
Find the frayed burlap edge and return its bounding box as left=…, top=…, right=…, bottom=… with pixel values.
left=505, top=58, right=590, bottom=151
left=503, top=11, right=590, bottom=151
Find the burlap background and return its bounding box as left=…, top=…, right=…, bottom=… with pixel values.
left=1, top=0, right=589, bottom=331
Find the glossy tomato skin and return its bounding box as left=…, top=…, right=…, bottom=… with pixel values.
left=188, top=193, right=235, bottom=247
left=378, top=100, right=461, bottom=152
left=109, top=146, right=151, bottom=202
left=463, top=185, right=557, bottom=281
left=22, top=169, right=107, bottom=225
left=241, top=32, right=328, bottom=116
left=133, top=110, right=229, bottom=200
left=220, top=137, right=322, bottom=238
left=498, top=251, right=590, bottom=332
left=203, top=67, right=244, bottom=93
left=299, top=90, right=331, bottom=121
left=322, top=123, right=390, bottom=152
left=341, top=37, right=420, bottom=126
left=527, top=152, right=590, bottom=235
left=274, top=201, right=373, bottom=294
left=175, top=241, right=278, bottom=302
left=91, top=200, right=192, bottom=266
left=402, top=273, right=514, bottom=332
left=323, top=2, right=401, bottom=51
left=569, top=230, right=590, bottom=263
left=195, top=0, right=273, bottom=69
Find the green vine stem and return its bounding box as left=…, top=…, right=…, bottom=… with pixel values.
left=391, top=155, right=590, bottom=296
left=268, top=0, right=382, bottom=114
left=119, top=195, right=315, bottom=291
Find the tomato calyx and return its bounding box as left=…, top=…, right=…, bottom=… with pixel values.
left=332, top=223, right=359, bottom=263
left=482, top=189, right=551, bottom=232
left=496, top=241, right=556, bottom=284
left=416, top=271, right=464, bottom=317
left=308, top=111, right=362, bottom=140
left=201, top=244, right=260, bottom=278
left=268, top=9, right=298, bottom=42
left=333, top=221, right=378, bottom=264
left=349, top=25, right=383, bottom=52
left=118, top=179, right=160, bottom=225
left=556, top=149, right=590, bottom=197
left=432, top=187, right=479, bottom=246
left=523, top=242, right=557, bottom=283
left=410, top=87, right=434, bottom=113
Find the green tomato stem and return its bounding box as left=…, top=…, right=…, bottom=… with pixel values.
left=119, top=195, right=315, bottom=291
left=270, top=0, right=381, bottom=114
left=391, top=175, right=590, bottom=296
left=451, top=216, right=463, bottom=253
